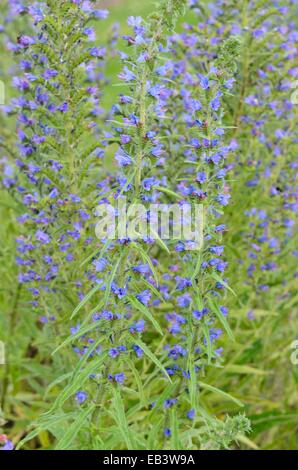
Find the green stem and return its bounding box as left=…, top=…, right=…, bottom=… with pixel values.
left=135, top=67, right=148, bottom=196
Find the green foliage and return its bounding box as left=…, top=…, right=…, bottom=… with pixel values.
left=0, top=0, right=297, bottom=452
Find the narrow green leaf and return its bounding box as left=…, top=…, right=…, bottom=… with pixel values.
left=104, top=255, right=123, bottom=307
left=111, top=387, right=134, bottom=450
left=150, top=228, right=170, bottom=254
left=209, top=299, right=235, bottom=341
left=70, top=282, right=103, bottom=320
left=249, top=412, right=298, bottom=434
left=148, top=416, right=164, bottom=449
left=202, top=322, right=213, bottom=364
left=79, top=239, right=111, bottom=268
left=199, top=381, right=244, bottom=408
left=237, top=434, right=259, bottom=450
left=48, top=354, right=107, bottom=412
left=131, top=242, right=159, bottom=286
left=170, top=408, right=180, bottom=450
left=126, top=357, right=146, bottom=405
left=225, top=365, right=271, bottom=376
left=134, top=338, right=171, bottom=382
left=127, top=296, right=163, bottom=336
left=153, top=186, right=183, bottom=200
left=211, top=272, right=237, bottom=296
left=16, top=411, right=77, bottom=449
left=187, top=353, right=198, bottom=411
left=52, top=319, right=104, bottom=355
left=45, top=372, right=72, bottom=397
left=55, top=404, right=96, bottom=450
left=191, top=252, right=203, bottom=282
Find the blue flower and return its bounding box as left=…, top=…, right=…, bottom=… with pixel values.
left=0, top=440, right=14, bottom=451
left=136, top=290, right=151, bottom=306
left=132, top=264, right=149, bottom=274
left=93, top=258, right=107, bottom=272
left=89, top=47, right=106, bottom=58
left=177, top=293, right=191, bottom=308
left=216, top=194, right=231, bottom=206
left=196, top=172, right=206, bottom=184
left=109, top=348, right=119, bottom=358
left=42, top=69, right=58, bottom=80
left=84, top=27, right=96, bottom=41
left=210, top=92, right=222, bottom=111
left=187, top=409, right=195, bottom=420
left=118, top=66, right=136, bottom=82
left=193, top=308, right=209, bottom=321
left=114, top=373, right=125, bottom=384
left=127, top=16, right=143, bottom=29
left=76, top=391, right=88, bottom=405
left=130, top=319, right=145, bottom=334
left=120, top=134, right=131, bottom=145
left=93, top=9, right=109, bottom=19
left=168, top=345, right=187, bottom=360
left=133, top=344, right=143, bottom=358
left=36, top=229, right=50, bottom=244
left=101, top=310, right=114, bottom=321
left=17, top=35, right=35, bottom=47
left=143, top=177, right=157, bottom=191
left=198, top=74, right=209, bottom=90
left=115, top=149, right=132, bottom=167
left=209, top=245, right=224, bottom=256
left=151, top=145, right=164, bottom=158
left=164, top=398, right=177, bottom=408
left=220, top=306, right=228, bottom=316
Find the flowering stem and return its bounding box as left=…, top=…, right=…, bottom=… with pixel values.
left=135, top=67, right=147, bottom=196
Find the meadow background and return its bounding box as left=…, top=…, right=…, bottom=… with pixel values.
left=0, top=0, right=297, bottom=451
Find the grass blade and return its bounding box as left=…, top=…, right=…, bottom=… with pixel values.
left=55, top=404, right=95, bottom=450
left=199, top=381, right=244, bottom=408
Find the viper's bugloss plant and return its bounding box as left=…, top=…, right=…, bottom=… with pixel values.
left=16, top=0, right=250, bottom=450
left=0, top=2, right=35, bottom=450
left=181, top=0, right=298, bottom=448
left=9, top=0, right=109, bottom=314
left=0, top=0, right=297, bottom=452
left=1, top=0, right=110, bottom=448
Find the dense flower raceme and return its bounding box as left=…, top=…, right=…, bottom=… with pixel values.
left=184, top=0, right=298, bottom=318
left=1, top=0, right=110, bottom=324
left=229, top=2, right=298, bottom=317
left=0, top=1, right=33, bottom=179
left=1, top=1, right=250, bottom=450
left=60, top=0, right=296, bottom=447
left=3, top=0, right=297, bottom=451
left=40, top=2, right=249, bottom=448
left=0, top=2, right=111, bottom=439
left=0, top=2, right=33, bottom=446
left=127, top=30, right=246, bottom=433
left=178, top=0, right=298, bottom=433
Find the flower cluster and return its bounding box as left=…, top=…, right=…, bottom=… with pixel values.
left=3, top=0, right=109, bottom=328
left=186, top=0, right=297, bottom=318
left=45, top=0, right=249, bottom=447
left=1, top=0, right=296, bottom=452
